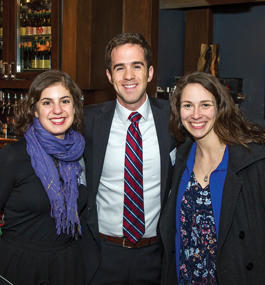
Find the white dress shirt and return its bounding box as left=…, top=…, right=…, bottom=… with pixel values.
left=96, top=95, right=161, bottom=238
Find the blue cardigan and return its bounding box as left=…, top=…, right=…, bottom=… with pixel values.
left=175, top=142, right=228, bottom=281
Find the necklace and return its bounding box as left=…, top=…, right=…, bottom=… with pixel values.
left=197, top=145, right=224, bottom=183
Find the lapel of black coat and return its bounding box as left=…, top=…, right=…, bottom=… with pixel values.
left=149, top=97, right=172, bottom=202
left=159, top=137, right=193, bottom=259
left=216, top=145, right=244, bottom=260
left=216, top=169, right=242, bottom=259
left=92, top=101, right=116, bottom=198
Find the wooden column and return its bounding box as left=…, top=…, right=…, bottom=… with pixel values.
left=122, top=0, right=159, bottom=97
left=184, top=8, right=213, bottom=73
left=62, top=0, right=123, bottom=91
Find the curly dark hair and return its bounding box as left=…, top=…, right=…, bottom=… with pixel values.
left=169, top=71, right=265, bottom=147
left=15, top=70, right=84, bottom=135
left=105, top=32, right=152, bottom=74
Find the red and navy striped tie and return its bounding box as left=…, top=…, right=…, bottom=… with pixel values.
left=123, top=112, right=145, bottom=244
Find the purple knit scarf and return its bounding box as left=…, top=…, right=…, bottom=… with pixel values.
left=24, top=117, right=85, bottom=236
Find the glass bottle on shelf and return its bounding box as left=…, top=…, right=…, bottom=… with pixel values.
left=42, top=9, right=47, bottom=34
left=39, top=37, right=46, bottom=69
left=46, top=10, right=51, bottom=34
left=21, top=7, right=27, bottom=36
left=38, top=10, right=43, bottom=35
left=23, top=42, right=28, bottom=69
left=26, top=9, right=33, bottom=35
left=26, top=42, right=33, bottom=69
left=16, top=0, right=52, bottom=73
left=44, top=38, right=51, bottom=68
left=31, top=37, right=39, bottom=69
left=32, top=10, right=38, bottom=35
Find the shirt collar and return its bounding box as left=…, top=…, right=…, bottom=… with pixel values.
left=116, top=94, right=150, bottom=125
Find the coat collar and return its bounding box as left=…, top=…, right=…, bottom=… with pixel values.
left=228, top=143, right=265, bottom=173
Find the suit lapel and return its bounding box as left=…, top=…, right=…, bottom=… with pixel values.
left=150, top=98, right=171, bottom=202
left=92, top=101, right=116, bottom=198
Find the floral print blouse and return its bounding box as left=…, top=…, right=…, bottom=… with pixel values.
left=179, top=172, right=218, bottom=285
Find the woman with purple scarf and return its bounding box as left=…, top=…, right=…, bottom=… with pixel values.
left=0, top=70, right=87, bottom=285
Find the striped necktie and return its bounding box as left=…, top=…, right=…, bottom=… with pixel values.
left=123, top=112, right=145, bottom=244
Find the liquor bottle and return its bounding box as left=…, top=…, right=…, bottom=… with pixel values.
left=7, top=93, right=11, bottom=116
left=31, top=47, right=37, bottom=69
left=23, top=42, right=28, bottom=69
left=32, top=10, right=38, bottom=35
left=14, top=94, right=18, bottom=111
left=39, top=37, right=46, bottom=69
left=44, top=39, right=50, bottom=69
left=44, top=48, right=50, bottom=69
left=19, top=93, right=24, bottom=104
left=32, top=38, right=40, bottom=69
left=46, top=10, right=51, bottom=34
left=42, top=9, right=47, bottom=34
left=26, top=42, right=32, bottom=69
left=21, top=8, right=27, bottom=36
left=38, top=10, right=43, bottom=34
left=26, top=9, right=33, bottom=35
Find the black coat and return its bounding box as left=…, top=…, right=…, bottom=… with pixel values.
left=79, top=97, right=176, bottom=284
left=158, top=137, right=265, bottom=285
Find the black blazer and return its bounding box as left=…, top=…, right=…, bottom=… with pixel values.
left=158, top=137, right=265, bottom=285
left=80, top=97, right=176, bottom=284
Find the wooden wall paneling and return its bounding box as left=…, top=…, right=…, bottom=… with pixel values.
left=50, top=0, right=60, bottom=70
left=122, top=0, right=159, bottom=97
left=184, top=8, right=213, bottom=74
left=159, top=0, right=265, bottom=9
left=89, top=0, right=123, bottom=91
left=62, top=0, right=79, bottom=84
left=75, top=0, right=92, bottom=90
left=62, top=0, right=123, bottom=96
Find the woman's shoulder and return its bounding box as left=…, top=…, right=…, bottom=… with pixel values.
left=228, top=142, right=265, bottom=172
left=0, top=138, right=27, bottom=160
left=229, top=142, right=265, bottom=156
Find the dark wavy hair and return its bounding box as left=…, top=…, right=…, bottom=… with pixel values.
left=15, top=70, right=84, bottom=135
left=105, top=32, right=152, bottom=74
left=169, top=71, right=265, bottom=147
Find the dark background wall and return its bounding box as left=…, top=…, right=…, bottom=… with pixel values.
left=158, top=3, right=265, bottom=126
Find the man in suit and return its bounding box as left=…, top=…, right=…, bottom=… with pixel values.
left=81, top=33, right=176, bottom=284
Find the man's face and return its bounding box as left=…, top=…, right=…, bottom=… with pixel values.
left=106, top=43, right=153, bottom=111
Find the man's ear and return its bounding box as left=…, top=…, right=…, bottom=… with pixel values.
left=148, top=66, right=154, bottom=83
left=106, top=69, right=113, bottom=85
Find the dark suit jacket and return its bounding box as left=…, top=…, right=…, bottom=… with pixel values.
left=158, top=137, right=265, bottom=285
left=79, top=97, right=176, bottom=284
